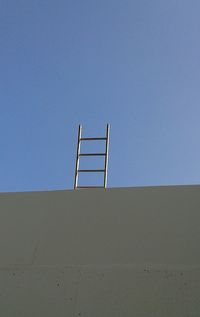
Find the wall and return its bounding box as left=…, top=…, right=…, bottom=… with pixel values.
left=0, top=185, right=200, bottom=316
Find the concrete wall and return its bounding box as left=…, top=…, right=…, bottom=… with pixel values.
left=0, top=185, right=200, bottom=316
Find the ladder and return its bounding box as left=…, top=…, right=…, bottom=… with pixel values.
left=74, top=124, right=110, bottom=189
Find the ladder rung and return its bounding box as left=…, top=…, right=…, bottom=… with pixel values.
left=78, top=169, right=105, bottom=173
left=76, top=186, right=105, bottom=189
left=80, top=137, right=107, bottom=141
left=79, top=153, right=106, bottom=156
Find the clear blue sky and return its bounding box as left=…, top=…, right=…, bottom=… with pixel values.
left=1, top=0, right=200, bottom=192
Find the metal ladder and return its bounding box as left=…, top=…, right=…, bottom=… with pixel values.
left=74, top=124, right=110, bottom=189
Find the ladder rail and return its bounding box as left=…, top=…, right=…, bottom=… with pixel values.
left=74, top=124, right=82, bottom=189
left=104, top=124, right=110, bottom=188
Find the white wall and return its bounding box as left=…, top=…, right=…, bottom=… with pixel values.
left=0, top=186, right=200, bottom=316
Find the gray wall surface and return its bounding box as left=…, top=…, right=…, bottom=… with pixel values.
left=0, top=185, right=200, bottom=316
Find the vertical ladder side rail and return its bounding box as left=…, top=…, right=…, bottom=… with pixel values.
left=74, top=124, right=82, bottom=189
left=104, top=124, right=110, bottom=188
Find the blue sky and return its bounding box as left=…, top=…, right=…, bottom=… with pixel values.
left=1, top=0, right=200, bottom=191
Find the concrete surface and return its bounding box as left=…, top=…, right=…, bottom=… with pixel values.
left=0, top=185, right=200, bottom=316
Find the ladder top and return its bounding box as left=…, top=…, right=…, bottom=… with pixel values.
left=74, top=124, right=110, bottom=189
